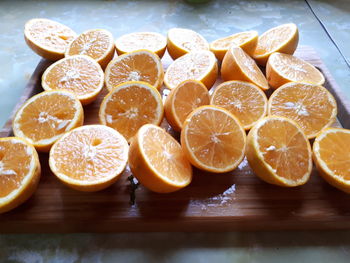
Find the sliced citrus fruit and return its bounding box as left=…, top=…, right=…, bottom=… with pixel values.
left=164, top=50, right=218, bottom=90
left=210, top=80, right=268, bottom=130
left=129, top=124, right=192, bottom=193
left=164, top=80, right=210, bottom=131
left=65, top=29, right=115, bottom=69
left=0, top=137, right=41, bottom=214
left=181, top=105, right=246, bottom=173
left=167, top=28, right=209, bottom=60
left=253, top=23, right=299, bottom=66
left=313, top=128, right=350, bottom=193
left=41, top=55, right=104, bottom=105
left=268, top=82, right=337, bottom=139
left=49, top=125, right=129, bottom=192
left=210, top=30, right=258, bottom=61
left=246, top=116, right=312, bottom=187
left=24, top=18, right=76, bottom=61
left=105, top=50, right=164, bottom=91
left=221, top=46, right=269, bottom=91
left=99, top=81, right=164, bottom=142
left=115, top=32, right=167, bottom=58
left=266, top=52, right=325, bottom=89
left=13, top=90, right=84, bottom=152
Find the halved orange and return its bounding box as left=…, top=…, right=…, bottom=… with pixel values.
left=129, top=124, right=192, bottom=193
left=115, top=32, right=167, bottom=58
left=65, top=29, right=115, bottom=69
left=164, top=50, right=218, bottom=90
left=0, top=137, right=41, bottom=214
left=167, top=28, right=209, bottom=60
left=164, top=80, right=210, bottom=131
left=99, top=81, right=164, bottom=142
left=49, top=125, right=129, bottom=192
left=268, top=82, right=337, bottom=139
left=24, top=18, right=76, bottom=61
left=253, top=23, right=299, bottom=66
left=221, top=46, right=269, bottom=91
left=105, top=50, right=164, bottom=91
left=246, top=116, right=312, bottom=187
left=13, top=90, right=84, bottom=152
left=42, top=55, right=104, bottom=105
left=210, top=80, right=268, bottom=130
left=210, top=30, right=258, bottom=61
left=266, top=52, right=325, bottom=89
left=181, top=105, right=246, bottom=173
left=313, top=128, right=350, bottom=193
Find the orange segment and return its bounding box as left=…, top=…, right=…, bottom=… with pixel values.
left=246, top=116, right=312, bottom=187
left=0, top=137, right=41, bottom=213
left=268, top=82, right=337, bottom=139
left=181, top=105, right=246, bottom=173
left=24, top=18, right=76, bottom=61
left=105, top=50, right=164, bottom=91
left=210, top=81, right=268, bottom=130
left=210, top=30, right=258, bottom=61
left=49, top=125, right=129, bottom=192
left=221, top=46, right=269, bottom=90
left=128, top=124, right=192, bottom=193
left=266, top=52, right=325, bottom=89
left=13, top=90, right=84, bottom=152
left=164, top=50, right=218, bottom=90
left=65, top=29, right=115, bottom=69
left=167, top=28, right=209, bottom=60
left=253, top=23, right=299, bottom=66
left=313, top=128, right=350, bottom=193
left=115, top=32, right=167, bottom=58
left=41, top=55, right=104, bottom=105
left=99, top=81, right=164, bottom=142
left=164, top=80, right=210, bottom=131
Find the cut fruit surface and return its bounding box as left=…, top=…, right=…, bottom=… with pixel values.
left=246, top=116, right=312, bottom=187
left=105, top=50, right=164, bottom=91
left=49, top=125, right=129, bottom=192
left=210, top=81, right=268, bottom=130
left=221, top=46, right=269, bottom=91
left=266, top=52, right=325, bottom=89
left=128, top=124, right=192, bottom=193
left=99, top=81, right=164, bottom=142
left=167, top=28, right=209, bottom=60
left=0, top=137, right=41, bottom=214
left=13, top=90, right=84, bottom=152
left=181, top=105, right=246, bottom=173
left=115, top=32, right=167, bottom=58
left=65, top=29, right=115, bottom=69
left=210, top=30, right=258, bottom=61
left=268, top=82, right=337, bottom=139
left=165, top=80, right=210, bottom=131
left=24, top=18, right=76, bottom=61
left=313, top=128, right=350, bottom=193
left=253, top=23, right=299, bottom=66
left=164, top=50, right=218, bottom=90
left=41, top=55, right=104, bottom=105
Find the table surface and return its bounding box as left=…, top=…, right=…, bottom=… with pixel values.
left=1, top=0, right=350, bottom=262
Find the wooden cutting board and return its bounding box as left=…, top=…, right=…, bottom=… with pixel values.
left=1, top=46, right=350, bottom=233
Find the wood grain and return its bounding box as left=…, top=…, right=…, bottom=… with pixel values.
left=1, top=46, right=350, bottom=233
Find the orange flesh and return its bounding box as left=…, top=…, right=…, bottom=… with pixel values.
left=211, top=31, right=255, bottom=50
left=16, top=93, right=78, bottom=141
left=170, top=29, right=208, bottom=52
left=256, top=119, right=310, bottom=181
left=317, top=131, right=350, bottom=180
left=0, top=140, right=32, bottom=197
left=116, top=32, right=165, bottom=53
left=51, top=127, right=127, bottom=181
left=142, top=127, right=192, bottom=183
left=43, top=57, right=102, bottom=97
left=185, top=108, right=245, bottom=169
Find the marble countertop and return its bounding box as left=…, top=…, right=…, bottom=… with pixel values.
left=1, top=0, right=350, bottom=262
